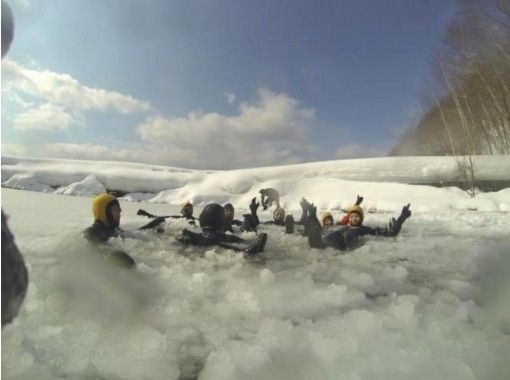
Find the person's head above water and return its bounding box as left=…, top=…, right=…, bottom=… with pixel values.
left=181, top=202, right=193, bottom=218
left=273, top=207, right=285, bottom=223
left=223, top=203, right=235, bottom=220
left=92, top=193, right=121, bottom=228
left=347, top=205, right=364, bottom=227
left=199, top=203, right=225, bottom=233
left=320, top=212, right=334, bottom=228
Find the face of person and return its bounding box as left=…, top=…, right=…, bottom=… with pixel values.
left=110, top=203, right=122, bottom=224
left=348, top=212, right=361, bottom=227
left=323, top=216, right=334, bottom=227
left=225, top=208, right=234, bottom=220
left=182, top=205, right=193, bottom=216
left=273, top=209, right=285, bottom=223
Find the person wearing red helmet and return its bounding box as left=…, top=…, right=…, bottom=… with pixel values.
left=306, top=201, right=412, bottom=251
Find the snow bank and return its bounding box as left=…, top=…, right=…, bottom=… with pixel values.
left=2, top=155, right=510, bottom=212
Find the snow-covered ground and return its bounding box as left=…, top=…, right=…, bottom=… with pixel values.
left=2, top=155, right=510, bottom=214
left=2, top=186, right=510, bottom=380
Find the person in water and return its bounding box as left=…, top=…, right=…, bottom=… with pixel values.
left=83, top=193, right=136, bottom=268
left=286, top=196, right=364, bottom=235
left=223, top=198, right=259, bottom=233
left=306, top=201, right=411, bottom=251
left=177, top=203, right=267, bottom=255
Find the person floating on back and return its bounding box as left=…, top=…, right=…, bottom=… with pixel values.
left=306, top=201, right=411, bottom=251
left=136, top=201, right=197, bottom=231
left=83, top=193, right=135, bottom=268
left=177, top=203, right=267, bottom=255
left=286, top=195, right=364, bottom=235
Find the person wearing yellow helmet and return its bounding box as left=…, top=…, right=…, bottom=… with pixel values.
left=84, top=193, right=122, bottom=243
left=339, top=195, right=364, bottom=225
left=320, top=212, right=334, bottom=228
left=83, top=193, right=135, bottom=267
left=306, top=202, right=412, bottom=251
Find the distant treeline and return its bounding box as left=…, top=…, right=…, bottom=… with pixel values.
left=391, top=0, right=510, bottom=156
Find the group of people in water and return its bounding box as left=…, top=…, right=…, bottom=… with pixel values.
left=83, top=188, right=412, bottom=268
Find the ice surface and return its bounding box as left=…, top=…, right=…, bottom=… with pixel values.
left=2, top=189, right=509, bottom=379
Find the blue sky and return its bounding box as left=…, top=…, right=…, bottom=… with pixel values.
left=2, top=0, right=457, bottom=169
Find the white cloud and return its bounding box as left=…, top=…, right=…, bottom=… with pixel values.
left=2, top=59, right=152, bottom=114
left=43, top=143, right=149, bottom=163
left=224, top=91, right=236, bottom=104
left=17, top=89, right=321, bottom=169
left=1, top=143, right=28, bottom=157
left=13, top=103, right=84, bottom=131
left=334, top=143, right=386, bottom=159
left=136, top=88, right=317, bottom=169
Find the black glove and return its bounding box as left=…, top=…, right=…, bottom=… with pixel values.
left=387, top=217, right=401, bottom=236
left=300, top=197, right=309, bottom=211
left=243, top=214, right=257, bottom=232
left=398, top=203, right=411, bottom=222
left=308, top=203, right=317, bottom=218
left=250, top=197, right=259, bottom=214
left=355, top=195, right=363, bottom=206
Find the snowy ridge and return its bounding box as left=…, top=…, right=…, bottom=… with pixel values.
left=2, top=155, right=510, bottom=212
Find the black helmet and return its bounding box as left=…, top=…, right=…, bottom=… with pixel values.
left=199, top=203, right=225, bottom=232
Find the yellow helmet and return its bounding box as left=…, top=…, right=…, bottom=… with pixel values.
left=92, top=193, right=118, bottom=225
left=347, top=205, right=364, bottom=223
left=320, top=212, right=334, bottom=227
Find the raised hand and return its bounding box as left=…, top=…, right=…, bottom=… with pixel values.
left=250, top=197, right=259, bottom=214
left=399, top=203, right=411, bottom=220
left=355, top=195, right=364, bottom=206
left=300, top=197, right=309, bottom=211
left=308, top=203, right=317, bottom=217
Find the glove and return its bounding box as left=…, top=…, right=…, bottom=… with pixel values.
left=355, top=195, right=363, bottom=206
left=250, top=197, right=259, bottom=214
left=243, top=214, right=257, bottom=232
left=300, top=197, right=309, bottom=211
left=308, top=203, right=317, bottom=218
left=388, top=217, right=401, bottom=236
left=398, top=203, right=411, bottom=222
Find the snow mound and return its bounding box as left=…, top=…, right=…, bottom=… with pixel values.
left=54, top=175, right=106, bottom=197
left=2, top=173, right=54, bottom=192
left=2, top=155, right=510, bottom=213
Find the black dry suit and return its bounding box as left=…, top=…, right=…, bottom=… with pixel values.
left=82, top=193, right=135, bottom=268
left=177, top=203, right=267, bottom=255
left=307, top=204, right=412, bottom=251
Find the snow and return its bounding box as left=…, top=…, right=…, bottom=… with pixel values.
left=2, top=155, right=510, bottom=213
left=2, top=186, right=510, bottom=380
